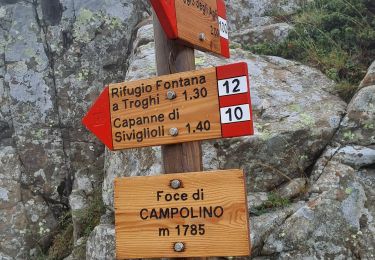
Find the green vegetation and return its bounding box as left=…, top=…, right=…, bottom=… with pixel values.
left=246, top=0, right=375, bottom=101
left=47, top=213, right=74, bottom=260
left=254, top=192, right=291, bottom=215
left=45, top=191, right=105, bottom=259
left=74, top=191, right=106, bottom=238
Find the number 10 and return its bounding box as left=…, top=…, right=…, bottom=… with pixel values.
left=220, top=104, right=251, bottom=124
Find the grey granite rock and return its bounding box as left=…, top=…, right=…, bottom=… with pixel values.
left=86, top=224, right=116, bottom=260
left=359, top=60, right=375, bottom=89
left=0, top=0, right=146, bottom=257
left=232, top=23, right=293, bottom=46
left=336, top=85, right=375, bottom=146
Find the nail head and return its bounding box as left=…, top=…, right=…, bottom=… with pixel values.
left=170, top=179, right=181, bottom=189
left=174, top=242, right=185, bottom=252
left=169, top=127, right=179, bottom=137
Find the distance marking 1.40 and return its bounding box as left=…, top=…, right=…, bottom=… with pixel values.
left=82, top=62, right=253, bottom=150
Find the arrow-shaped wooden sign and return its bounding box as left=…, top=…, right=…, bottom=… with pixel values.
left=82, top=62, right=253, bottom=150
left=150, top=0, right=230, bottom=58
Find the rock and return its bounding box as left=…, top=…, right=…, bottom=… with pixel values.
left=0, top=0, right=147, bottom=256
left=359, top=60, right=375, bottom=89
left=86, top=224, right=116, bottom=260
left=226, top=0, right=305, bottom=30
left=0, top=146, right=27, bottom=258
left=103, top=147, right=162, bottom=209
left=276, top=178, right=307, bottom=199
left=198, top=53, right=346, bottom=191
left=0, top=252, right=13, bottom=260
left=101, top=17, right=347, bottom=198
left=335, top=145, right=375, bottom=169
left=250, top=202, right=305, bottom=255
left=232, top=23, right=293, bottom=46
left=260, top=74, right=375, bottom=258
left=248, top=192, right=269, bottom=209
left=94, top=18, right=347, bottom=259
left=336, top=85, right=375, bottom=146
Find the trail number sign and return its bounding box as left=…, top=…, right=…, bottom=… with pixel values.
left=150, top=0, right=230, bottom=58
left=114, top=169, right=251, bottom=258
left=82, top=62, right=253, bottom=150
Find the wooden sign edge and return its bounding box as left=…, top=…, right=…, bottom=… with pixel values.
left=113, top=169, right=251, bottom=259
left=150, top=0, right=230, bottom=58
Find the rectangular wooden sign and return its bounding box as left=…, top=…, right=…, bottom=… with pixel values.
left=82, top=62, right=254, bottom=150
left=114, top=169, right=251, bottom=259
left=150, top=0, right=230, bottom=58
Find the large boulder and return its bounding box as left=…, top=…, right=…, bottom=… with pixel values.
left=89, top=17, right=348, bottom=258
left=0, top=0, right=147, bottom=256
left=260, top=72, right=375, bottom=259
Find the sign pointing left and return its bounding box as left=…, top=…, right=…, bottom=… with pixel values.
left=82, top=62, right=254, bottom=151
left=82, top=86, right=114, bottom=150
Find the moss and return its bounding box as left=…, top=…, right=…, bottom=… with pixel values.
left=76, top=9, right=94, bottom=24
left=77, top=68, right=90, bottom=81
left=194, top=56, right=206, bottom=66
left=343, top=131, right=355, bottom=140
left=254, top=192, right=291, bottom=215
left=299, top=113, right=315, bottom=127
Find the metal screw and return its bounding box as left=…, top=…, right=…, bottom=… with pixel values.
left=167, top=90, right=177, bottom=100
left=170, top=179, right=181, bottom=189
left=174, top=242, right=185, bottom=252
left=169, top=127, right=179, bottom=137
left=199, top=32, right=206, bottom=41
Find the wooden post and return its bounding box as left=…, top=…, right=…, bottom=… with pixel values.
left=153, top=12, right=202, bottom=173
left=153, top=10, right=205, bottom=260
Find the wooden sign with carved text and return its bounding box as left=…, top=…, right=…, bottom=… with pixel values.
left=114, top=169, right=251, bottom=258
left=150, top=0, right=230, bottom=58
left=82, top=62, right=253, bottom=150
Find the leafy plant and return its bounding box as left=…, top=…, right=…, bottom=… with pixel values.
left=246, top=0, right=375, bottom=101
left=74, top=191, right=106, bottom=237
left=47, top=213, right=74, bottom=260
left=254, top=192, right=291, bottom=215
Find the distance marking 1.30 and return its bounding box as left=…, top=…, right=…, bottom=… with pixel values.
left=82, top=62, right=253, bottom=150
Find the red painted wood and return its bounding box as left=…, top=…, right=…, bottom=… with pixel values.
left=221, top=120, right=254, bottom=138
left=217, top=0, right=229, bottom=58
left=220, top=37, right=230, bottom=58
left=217, top=62, right=254, bottom=138
left=82, top=86, right=114, bottom=150
left=150, top=0, right=178, bottom=39
left=217, top=0, right=227, bottom=19
left=217, top=62, right=248, bottom=80
left=219, top=93, right=249, bottom=107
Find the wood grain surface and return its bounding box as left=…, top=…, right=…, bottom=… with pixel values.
left=175, top=0, right=221, bottom=55
left=114, top=170, right=251, bottom=259
left=153, top=8, right=204, bottom=176
left=109, top=68, right=221, bottom=150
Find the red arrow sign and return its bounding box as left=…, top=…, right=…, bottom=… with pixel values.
left=82, top=62, right=253, bottom=151
left=150, top=0, right=230, bottom=58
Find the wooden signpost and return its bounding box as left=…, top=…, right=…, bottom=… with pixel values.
left=114, top=170, right=250, bottom=258
left=150, top=0, right=230, bottom=58
left=82, top=63, right=253, bottom=151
